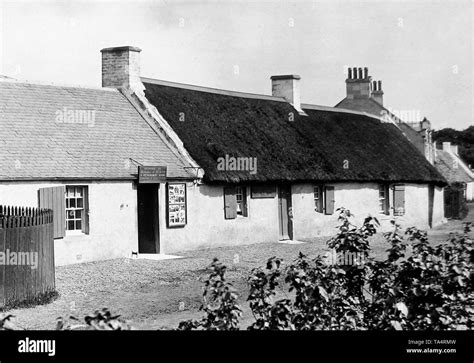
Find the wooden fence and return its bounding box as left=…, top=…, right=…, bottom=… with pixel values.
left=0, top=205, right=55, bottom=308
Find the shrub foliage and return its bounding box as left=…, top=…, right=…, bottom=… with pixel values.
left=1, top=209, right=472, bottom=331
left=181, top=208, right=473, bottom=330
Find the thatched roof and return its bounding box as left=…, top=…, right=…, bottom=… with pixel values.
left=335, top=97, right=426, bottom=156
left=143, top=79, right=446, bottom=185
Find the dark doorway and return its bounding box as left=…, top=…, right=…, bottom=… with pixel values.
left=137, top=184, right=160, bottom=253
left=278, top=185, right=293, bottom=240
left=428, top=184, right=435, bottom=228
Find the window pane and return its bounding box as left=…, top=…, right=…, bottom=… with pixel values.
left=76, top=220, right=82, bottom=230
left=75, top=210, right=82, bottom=219
left=75, top=187, right=83, bottom=197
left=67, top=188, right=74, bottom=197
left=77, top=198, right=83, bottom=208
left=68, top=210, right=75, bottom=219
left=69, top=199, right=76, bottom=208
left=67, top=221, right=75, bottom=230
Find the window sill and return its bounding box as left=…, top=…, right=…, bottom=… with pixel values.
left=65, top=230, right=86, bottom=236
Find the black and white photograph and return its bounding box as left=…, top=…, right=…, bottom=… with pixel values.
left=0, top=0, right=472, bottom=361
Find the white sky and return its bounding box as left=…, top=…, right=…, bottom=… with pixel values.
left=0, top=0, right=472, bottom=130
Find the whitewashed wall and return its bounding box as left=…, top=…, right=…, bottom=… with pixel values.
left=158, top=183, right=279, bottom=254
left=0, top=181, right=138, bottom=266
left=0, top=180, right=445, bottom=264
left=291, top=183, right=445, bottom=241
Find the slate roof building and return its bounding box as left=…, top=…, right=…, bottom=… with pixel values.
left=435, top=142, right=474, bottom=201
left=0, top=47, right=447, bottom=264
left=335, top=67, right=436, bottom=165
left=334, top=67, right=472, bottom=204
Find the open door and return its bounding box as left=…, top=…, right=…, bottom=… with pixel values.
left=137, top=184, right=160, bottom=253
left=278, top=185, right=293, bottom=240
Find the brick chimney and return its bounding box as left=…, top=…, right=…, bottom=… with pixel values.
left=101, top=46, right=144, bottom=92
left=346, top=67, right=371, bottom=99
left=271, top=75, right=303, bottom=113
left=371, top=80, right=384, bottom=105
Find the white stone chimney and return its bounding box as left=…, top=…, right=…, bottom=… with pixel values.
left=271, top=75, right=303, bottom=114
left=101, top=46, right=144, bottom=93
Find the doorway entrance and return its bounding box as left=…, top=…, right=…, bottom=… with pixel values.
left=428, top=184, right=434, bottom=228
left=137, top=184, right=160, bottom=253
left=278, top=185, right=293, bottom=240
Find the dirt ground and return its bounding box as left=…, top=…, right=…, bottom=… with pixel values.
left=4, top=205, right=473, bottom=330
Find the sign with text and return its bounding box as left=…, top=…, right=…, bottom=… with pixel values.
left=138, top=166, right=167, bottom=184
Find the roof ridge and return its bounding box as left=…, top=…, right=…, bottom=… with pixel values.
left=301, top=103, right=386, bottom=121
left=141, top=77, right=287, bottom=102
left=0, top=77, right=117, bottom=92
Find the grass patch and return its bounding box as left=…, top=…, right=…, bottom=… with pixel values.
left=0, top=290, right=59, bottom=312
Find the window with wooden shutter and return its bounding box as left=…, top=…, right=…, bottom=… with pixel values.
left=224, top=187, right=237, bottom=219
left=38, top=186, right=66, bottom=239
left=235, top=186, right=248, bottom=217
left=393, top=185, right=405, bottom=216
left=378, top=184, right=390, bottom=215
left=324, top=186, right=335, bottom=215
left=65, top=186, right=89, bottom=234
left=314, top=185, right=323, bottom=213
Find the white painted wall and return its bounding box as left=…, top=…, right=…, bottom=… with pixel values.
left=291, top=183, right=445, bottom=241
left=158, top=183, right=279, bottom=254
left=466, top=182, right=474, bottom=202
left=433, top=186, right=445, bottom=223
left=1, top=180, right=445, bottom=265
left=0, top=181, right=138, bottom=266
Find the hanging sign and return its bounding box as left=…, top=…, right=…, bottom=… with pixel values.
left=138, top=166, right=167, bottom=184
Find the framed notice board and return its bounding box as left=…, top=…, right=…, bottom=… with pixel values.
left=166, top=183, right=187, bottom=228
left=251, top=185, right=277, bottom=198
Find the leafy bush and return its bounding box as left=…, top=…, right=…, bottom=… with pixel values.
left=1, top=209, right=471, bottom=331
left=178, top=258, right=242, bottom=330
left=179, top=208, right=473, bottom=330
left=56, top=308, right=132, bottom=330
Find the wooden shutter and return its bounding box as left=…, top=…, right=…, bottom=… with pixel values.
left=224, top=187, right=237, bottom=219
left=242, top=187, right=248, bottom=217
left=83, top=186, right=90, bottom=234
left=38, top=186, right=66, bottom=239
left=324, top=186, right=335, bottom=215
left=393, top=185, right=405, bottom=216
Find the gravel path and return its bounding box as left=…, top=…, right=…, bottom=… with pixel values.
left=5, top=238, right=331, bottom=330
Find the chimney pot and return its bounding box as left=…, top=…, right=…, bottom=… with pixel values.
left=348, top=68, right=352, bottom=79
left=363, top=67, right=368, bottom=79
left=378, top=80, right=382, bottom=90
